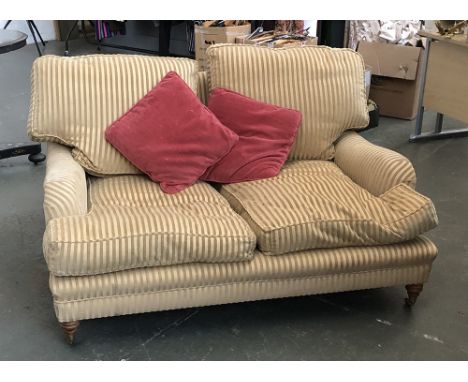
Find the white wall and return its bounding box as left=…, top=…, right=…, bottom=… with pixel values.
left=0, top=20, right=57, bottom=44
left=304, top=20, right=317, bottom=37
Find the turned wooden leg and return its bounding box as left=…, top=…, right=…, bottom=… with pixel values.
left=405, top=284, right=424, bottom=307
left=59, top=321, right=80, bottom=345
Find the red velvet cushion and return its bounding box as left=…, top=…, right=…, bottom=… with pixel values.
left=105, top=72, right=238, bottom=194
left=201, top=88, right=302, bottom=183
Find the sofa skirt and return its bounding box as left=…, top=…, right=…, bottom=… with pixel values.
left=50, top=236, right=437, bottom=322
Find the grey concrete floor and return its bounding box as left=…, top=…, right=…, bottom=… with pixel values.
left=0, top=39, right=467, bottom=361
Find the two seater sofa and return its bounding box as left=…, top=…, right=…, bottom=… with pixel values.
left=28, top=44, right=438, bottom=344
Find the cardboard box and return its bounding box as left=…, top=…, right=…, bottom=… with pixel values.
left=357, top=41, right=423, bottom=120
left=195, top=23, right=251, bottom=70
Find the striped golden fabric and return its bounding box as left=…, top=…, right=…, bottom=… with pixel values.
left=197, top=71, right=208, bottom=104
left=335, top=131, right=417, bottom=196
left=52, top=265, right=433, bottom=322
left=44, top=175, right=256, bottom=276
left=221, top=160, right=438, bottom=255
left=28, top=54, right=199, bottom=176
left=49, top=236, right=437, bottom=321
left=206, top=44, right=369, bottom=161
left=43, top=143, right=88, bottom=223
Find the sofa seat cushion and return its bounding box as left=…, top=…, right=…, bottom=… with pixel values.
left=44, top=176, right=256, bottom=276
left=221, top=160, right=438, bottom=255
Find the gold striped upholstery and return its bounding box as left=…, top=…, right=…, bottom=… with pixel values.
left=206, top=44, right=369, bottom=161
left=49, top=236, right=437, bottom=321
left=44, top=175, right=256, bottom=276
left=197, top=71, right=208, bottom=104
left=43, top=143, right=88, bottom=223
left=34, top=52, right=439, bottom=324
left=335, top=131, right=417, bottom=196
left=28, top=54, right=199, bottom=176
left=221, top=160, right=438, bottom=255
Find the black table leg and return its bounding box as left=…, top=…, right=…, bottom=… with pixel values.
left=0, top=142, right=46, bottom=164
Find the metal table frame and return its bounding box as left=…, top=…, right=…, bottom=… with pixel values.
left=3, top=20, right=46, bottom=56
left=410, top=32, right=468, bottom=142
left=0, top=28, right=45, bottom=164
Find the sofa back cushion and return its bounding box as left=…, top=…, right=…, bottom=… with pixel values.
left=206, top=44, right=369, bottom=160
left=28, top=54, right=199, bottom=175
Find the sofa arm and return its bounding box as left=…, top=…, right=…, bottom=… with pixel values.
left=334, top=131, right=416, bottom=196
left=43, top=143, right=88, bottom=223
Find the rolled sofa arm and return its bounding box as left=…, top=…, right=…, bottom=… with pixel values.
left=43, top=143, right=88, bottom=223
left=334, top=131, right=416, bottom=196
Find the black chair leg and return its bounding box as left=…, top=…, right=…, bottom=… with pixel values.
left=29, top=20, right=46, bottom=46
left=3, top=20, right=12, bottom=29
left=26, top=20, right=42, bottom=56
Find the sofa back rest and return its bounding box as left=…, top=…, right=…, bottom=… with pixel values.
left=197, top=71, right=208, bottom=105
left=206, top=44, right=369, bottom=161
left=28, top=54, right=199, bottom=176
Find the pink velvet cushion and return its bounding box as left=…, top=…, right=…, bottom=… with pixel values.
left=201, top=88, right=302, bottom=183
left=105, top=72, right=239, bottom=194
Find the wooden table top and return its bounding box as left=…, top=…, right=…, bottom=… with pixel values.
left=418, top=30, right=468, bottom=48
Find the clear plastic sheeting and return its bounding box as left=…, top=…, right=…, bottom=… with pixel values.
left=349, top=20, right=422, bottom=50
